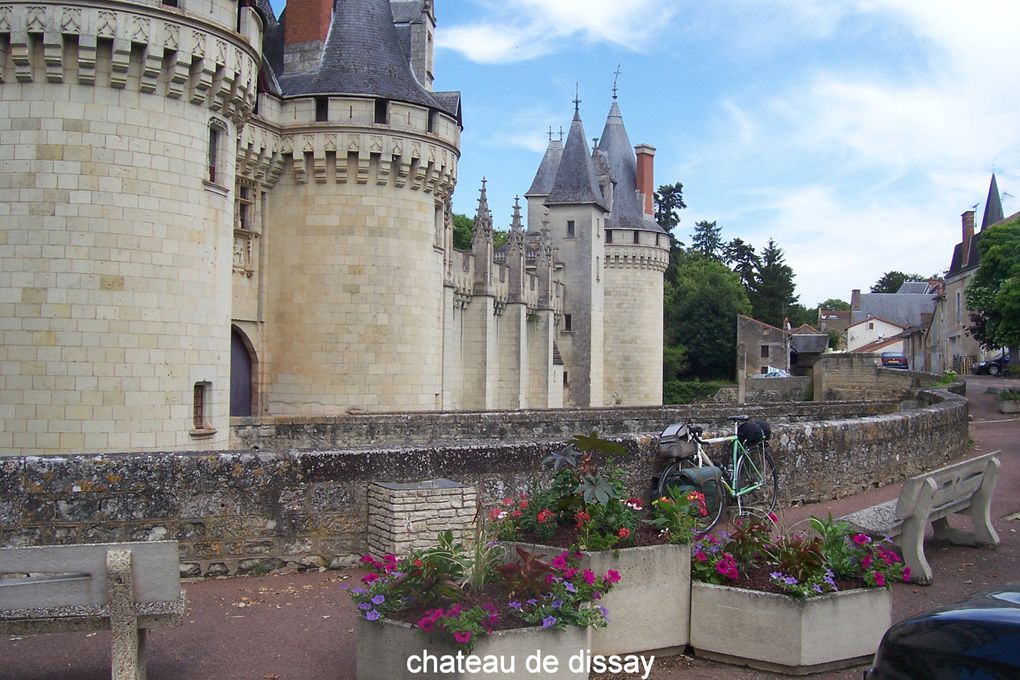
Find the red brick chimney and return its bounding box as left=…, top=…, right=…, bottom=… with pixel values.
left=284, top=0, right=333, bottom=74
left=961, top=210, right=975, bottom=268
left=635, top=144, right=656, bottom=217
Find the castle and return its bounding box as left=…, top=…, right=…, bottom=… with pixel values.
left=0, top=0, right=668, bottom=456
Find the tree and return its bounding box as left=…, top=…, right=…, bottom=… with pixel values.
left=723, top=237, right=760, bottom=290
left=665, top=250, right=751, bottom=379
left=749, top=239, right=798, bottom=328
left=870, top=271, right=925, bottom=294
left=452, top=213, right=473, bottom=250
left=966, top=215, right=1020, bottom=366
left=691, top=220, right=723, bottom=260
left=785, top=303, right=815, bottom=328
left=818, top=298, right=850, bottom=311
left=654, top=182, right=686, bottom=240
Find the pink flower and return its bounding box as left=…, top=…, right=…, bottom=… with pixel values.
left=453, top=631, right=472, bottom=644
left=873, top=571, right=886, bottom=587
left=694, top=550, right=708, bottom=563
left=902, top=567, right=911, bottom=582
left=853, top=533, right=871, bottom=546
left=552, top=551, right=569, bottom=570
left=582, top=569, right=596, bottom=585
left=766, top=511, right=779, bottom=523
left=861, top=555, right=873, bottom=569
left=362, top=572, right=379, bottom=584
left=605, top=569, right=621, bottom=584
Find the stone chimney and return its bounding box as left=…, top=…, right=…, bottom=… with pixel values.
left=961, top=210, right=975, bottom=268
left=635, top=144, right=656, bottom=217
left=284, top=0, right=333, bottom=75
left=851, top=289, right=861, bottom=311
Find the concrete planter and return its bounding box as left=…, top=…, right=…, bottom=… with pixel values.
left=690, top=581, right=891, bottom=675
left=356, top=617, right=590, bottom=680
left=998, top=399, right=1020, bottom=414
left=508, top=541, right=691, bottom=655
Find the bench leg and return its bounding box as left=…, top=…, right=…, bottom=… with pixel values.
left=970, top=458, right=1001, bottom=548
left=899, top=515, right=932, bottom=585
left=107, top=549, right=147, bottom=680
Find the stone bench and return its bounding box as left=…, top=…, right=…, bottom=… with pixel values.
left=841, top=451, right=1000, bottom=585
left=0, top=541, right=184, bottom=680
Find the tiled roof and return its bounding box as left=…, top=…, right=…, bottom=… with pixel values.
left=525, top=139, right=563, bottom=198
left=546, top=109, right=607, bottom=209
left=597, top=100, right=664, bottom=234
left=267, top=0, right=456, bottom=116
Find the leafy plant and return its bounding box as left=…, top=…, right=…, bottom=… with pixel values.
left=648, top=487, right=709, bottom=545
left=998, top=388, right=1020, bottom=402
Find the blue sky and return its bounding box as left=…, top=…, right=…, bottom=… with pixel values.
left=269, top=1, right=1019, bottom=307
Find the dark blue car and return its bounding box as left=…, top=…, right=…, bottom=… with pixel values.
left=865, top=586, right=1020, bottom=679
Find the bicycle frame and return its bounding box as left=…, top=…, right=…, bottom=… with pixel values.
left=690, top=431, right=767, bottom=501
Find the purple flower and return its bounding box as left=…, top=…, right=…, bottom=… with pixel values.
left=508, top=601, right=522, bottom=610
left=365, top=609, right=381, bottom=621
left=526, top=598, right=538, bottom=606
left=552, top=599, right=563, bottom=609
left=784, top=576, right=798, bottom=586
left=770, top=571, right=784, bottom=580
left=542, top=615, right=557, bottom=628
left=371, top=594, right=385, bottom=605
left=597, top=605, right=609, bottom=623
left=358, top=603, right=372, bottom=610
left=351, top=587, right=368, bottom=595
left=564, top=582, right=577, bottom=593
left=813, top=584, right=823, bottom=593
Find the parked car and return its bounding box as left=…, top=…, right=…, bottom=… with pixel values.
left=865, top=585, right=1020, bottom=679
left=880, top=352, right=909, bottom=369
left=973, top=352, right=1010, bottom=376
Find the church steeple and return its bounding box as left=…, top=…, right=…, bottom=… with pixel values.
left=981, top=173, right=1005, bottom=229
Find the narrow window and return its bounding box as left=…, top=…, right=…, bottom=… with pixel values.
left=760, top=345, right=769, bottom=359
left=606, top=230, right=613, bottom=244
left=563, top=371, right=569, bottom=386
left=633, top=230, right=640, bottom=244
left=207, top=125, right=221, bottom=184
left=564, top=314, right=572, bottom=332
left=428, top=110, right=436, bottom=133
left=956, top=291, right=962, bottom=325
left=374, top=99, right=389, bottom=124
left=566, top=220, right=575, bottom=238
left=868, top=322, right=874, bottom=330
left=315, top=97, right=328, bottom=122
left=596, top=256, right=600, bottom=282
left=237, top=183, right=254, bottom=229
left=193, top=382, right=211, bottom=430
left=162, top=0, right=178, bottom=6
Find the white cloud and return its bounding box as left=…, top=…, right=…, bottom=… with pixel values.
left=436, top=0, right=677, bottom=64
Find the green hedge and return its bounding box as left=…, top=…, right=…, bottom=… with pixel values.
left=663, top=380, right=729, bottom=405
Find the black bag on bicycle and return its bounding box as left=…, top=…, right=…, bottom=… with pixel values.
left=737, top=420, right=771, bottom=445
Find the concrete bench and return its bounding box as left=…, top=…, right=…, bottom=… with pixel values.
left=841, top=451, right=1000, bottom=585
left=0, top=541, right=184, bottom=680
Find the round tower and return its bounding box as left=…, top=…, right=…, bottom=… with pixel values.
left=259, top=0, right=460, bottom=414
left=0, top=1, right=261, bottom=453
left=598, top=101, right=669, bottom=406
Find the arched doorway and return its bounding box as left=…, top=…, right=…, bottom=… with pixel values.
left=230, top=327, right=255, bottom=417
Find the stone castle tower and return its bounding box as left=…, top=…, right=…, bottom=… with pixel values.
left=0, top=0, right=666, bottom=456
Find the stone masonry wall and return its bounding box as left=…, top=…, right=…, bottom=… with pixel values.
left=0, top=390, right=967, bottom=577
left=367, top=480, right=477, bottom=556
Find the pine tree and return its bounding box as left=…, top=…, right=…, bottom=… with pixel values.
left=749, top=239, right=798, bottom=328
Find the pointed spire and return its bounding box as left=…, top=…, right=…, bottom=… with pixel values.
left=546, top=103, right=607, bottom=209
left=508, top=196, right=525, bottom=255
left=472, top=177, right=493, bottom=244
left=981, top=173, right=1005, bottom=229
left=526, top=131, right=564, bottom=198
left=596, top=97, right=664, bottom=233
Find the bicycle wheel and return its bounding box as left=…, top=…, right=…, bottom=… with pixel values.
left=657, top=459, right=725, bottom=535
left=733, top=443, right=778, bottom=517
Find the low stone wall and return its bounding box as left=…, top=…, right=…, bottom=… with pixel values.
left=815, top=354, right=935, bottom=400
left=0, top=390, right=967, bottom=578
left=745, top=376, right=813, bottom=402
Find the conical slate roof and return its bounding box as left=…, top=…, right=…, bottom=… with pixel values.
left=597, top=100, right=664, bottom=233
left=274, top=0, right=446, bottom=113
left=546, top=109, right=607, bottom=209
left=526, top=138, right=564, bottom=198
left=982, top=174, right=1004, bottom=229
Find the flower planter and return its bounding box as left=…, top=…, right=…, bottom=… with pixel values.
left=690, top=581, right=891, bottom=675
left=356, top=617, right=590, bottom=680
left=509, top=541, right=690, bottom=656
left=998, top=399, right=1020, bottom=414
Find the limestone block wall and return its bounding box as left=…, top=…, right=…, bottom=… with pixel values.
left=0, top=390, right=967, bottom=576
left=604, top=239, right=668, bottom=406
left=815, top=354, right=933, bottom=401
left=367, top=479, right=477, bottom=556
left=0, top=1, right=259, bottom=455
left=496, top=303, right=527, bottom=409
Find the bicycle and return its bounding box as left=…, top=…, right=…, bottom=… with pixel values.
left=655, top=415, right=778, bottom=534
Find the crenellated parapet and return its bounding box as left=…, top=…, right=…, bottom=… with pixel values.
left=605, top=243, right=670, bottom=272
left=0, top=1, right=261, bottom=125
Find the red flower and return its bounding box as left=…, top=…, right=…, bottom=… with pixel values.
left=519, top=499, right=529, bottom=509
left=537, top=509, right=554, bottom=524
left=617, top=527, right=631, bottom=539
left=501, top=498, right=514, bottom=506
left=574, top=510, right=591, bottom=528
left=413, top=559, right=423, bottom=568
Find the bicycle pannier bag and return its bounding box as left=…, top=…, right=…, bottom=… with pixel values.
left=659, top=465, right=723, bottom=509
left=737, top=420, right=771, bottom=445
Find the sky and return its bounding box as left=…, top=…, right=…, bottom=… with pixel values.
left=269, top=1, right=1020, bottom=308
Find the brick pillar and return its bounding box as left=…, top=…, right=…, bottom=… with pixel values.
left=283, top=0, right=333, bottom=74
left=635, top=144, right=656, bottom=217
left=961, top=210, right=975, bottom=268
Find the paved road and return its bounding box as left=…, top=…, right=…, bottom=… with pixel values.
left=2, top=376, right=1017, bottom=680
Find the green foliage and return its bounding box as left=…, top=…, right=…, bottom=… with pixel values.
left=723, top=237, right=760, bottom=290
left=691, top=220, right=724, bottom=260
left=933, top=370, right=959, bottom=387
left=662, top=380, right=726, bottom=405
left=818, top=298, right=851, bottom=311
left=749, top=239, right=798, bottom=328
left=967, top=216, right=1020, bottom=359
left=663, top=344, right=689, bottom=382
left=998, top=388, right=1020, bottom=402
left=870, top=271, right=926, bottom=294
left=826, top=329, right=842, bottom=350
left=452, top=213, right=473, bottom=250
left=648, top=486, right=711, bottom=545
left=665, top=251, right=751, bottom=379
left=654, top=182, right=686, bottom=236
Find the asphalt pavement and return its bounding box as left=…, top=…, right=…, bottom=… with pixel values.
left=2, top=375, right=1017, bottom=680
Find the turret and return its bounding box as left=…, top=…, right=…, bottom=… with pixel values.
left=472, top=179, right=495, bottom=295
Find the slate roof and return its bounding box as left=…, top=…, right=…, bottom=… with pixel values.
left=596, top=100, right=664, bottom=233
left=525, top=139, right=563, bottom=198
left=850, top=292, right=937, bottom=329
left=897, top=281, right=931, bottom=294
left=545, top=109, right=607, bottom=209
left=982, top=173, right=1004, bottom=229
left=267, top=0, right=455, bottom=116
